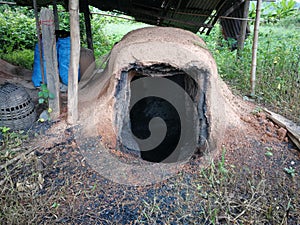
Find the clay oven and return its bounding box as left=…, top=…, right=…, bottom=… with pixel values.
left=78, top=27, right=232, bottom=163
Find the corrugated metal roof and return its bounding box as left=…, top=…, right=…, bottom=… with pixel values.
left=220, top=3, right=250, bottom=40
left=88, top=0, right=245, bottom=34
left=14, top=0, right=247, bottom=35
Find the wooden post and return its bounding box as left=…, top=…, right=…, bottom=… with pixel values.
left=237, top=0, right=250, bottom=56
left=40, top=8, right=60, bottom=119
left=68, top=0, right=80, bottom=124
left=250, top=0, right=262, bottom=97
left=33, top=0, right=45, bottom=84
left=53, top=0, right=59, bottom=30
left=83, top=2, right=94, bottom=52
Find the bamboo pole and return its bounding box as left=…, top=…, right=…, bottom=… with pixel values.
left=250, top=0, right=262, bottom=97
left=68, top=0, right=80, bottom=124
left=33, top=0, right=45, bottom=84
left=0, top=1, right=16, bottom=4
left=237, top=0, right=250, bottom=56
left=90, top=12, right=135, bottom=21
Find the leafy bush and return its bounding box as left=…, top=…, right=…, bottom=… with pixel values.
left=249, top=0, right=298, bottom=23
left=0, top=4, right=124, bottom=66
left=254, top=25, right=300, bottom=122
left=201, top=16, right=300, bottom=123
left=0, top=49, right=34, bottom=70
left=0, top=5, right=36, bottom=54
left=91, top=14, right=124, bottom=58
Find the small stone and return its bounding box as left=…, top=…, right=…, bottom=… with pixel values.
left=39, top=110, right=50, bottom=121
left=277, top=127, right=287, bottom=141
left=266, top=131, right=273, bottom=137
left=36, top=158, right=45, bottom=171
left=241, top=115, right=251, bottom=123
left=257, top=112, right=267, bottom=120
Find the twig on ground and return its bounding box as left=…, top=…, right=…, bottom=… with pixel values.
left=0, top=147, right=39, bottom=171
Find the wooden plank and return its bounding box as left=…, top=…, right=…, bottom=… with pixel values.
left=67, top=0, right=80, bottom=124
left=264, top=108, right=300, bottom=150
left=40, top=8, right=60, bottom=119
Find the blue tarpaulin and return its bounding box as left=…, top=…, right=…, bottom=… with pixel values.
left=57, top=37, right=80, bottom=85
left=32, top=37, right=80, bottom=87
left=32, top=43, right=47, bottom=87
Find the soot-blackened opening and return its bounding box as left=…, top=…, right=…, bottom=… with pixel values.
left=129, top=67, right=199, bottom=163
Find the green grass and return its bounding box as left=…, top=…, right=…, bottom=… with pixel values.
left=0, top=127, right=29, bottom=163
left=200, top=13, right=300, bottom=123
left=103, top=22, right=149, bottom=36
left=0, top=49, right=34, bottom=70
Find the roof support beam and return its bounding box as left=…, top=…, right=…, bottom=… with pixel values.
left=83, top=1, right=94, bottom=52
left=53, top=0, right=59, bottom=30
left=68, top=0, right=80, bottom=124
left=223, top=0, right=245, bottom=17
left=33, top=0, right=45, bottom=84
left=205, top=0, right=230, bottom=35
left=237, top=0, right=250, bottom=54
left=250, top=0, right=262, bottom=96
left=132, top=8, right=212, bottom=29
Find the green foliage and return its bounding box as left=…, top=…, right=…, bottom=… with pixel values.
left=56, top=5, right=70, bottom=31
left=0, top=49, right=34, bottom=70
left=249, top=0, right=297, bottom=23
left=277, top=11, right=300, bottom=27
left=37, top=84, right=54, bottom=122
left=269, top=0, right=297, bottom=20
left=284, top=166, right=296, bottom=177
left=91, top=14, right=124, bottom=58
left=255, top=26, right=300, bottom=117
left=38, top=83, right=55, bottom=105
left=0, top=5, right=36, bottom=54
left=201, top=17, right=300, bottom=123
left=0, top=126, right=28, bottom=160
left=0, top=4, right=125, bottom=67
left=53, top=5, right=87, bottom=47
left=265, top=147, right=273, bottom=157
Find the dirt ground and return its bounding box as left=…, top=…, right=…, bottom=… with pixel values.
left=0, top=68, right=300, bottom=224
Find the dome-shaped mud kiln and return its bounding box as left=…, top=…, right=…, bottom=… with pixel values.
left=77, top=27, right=241, bottom=164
